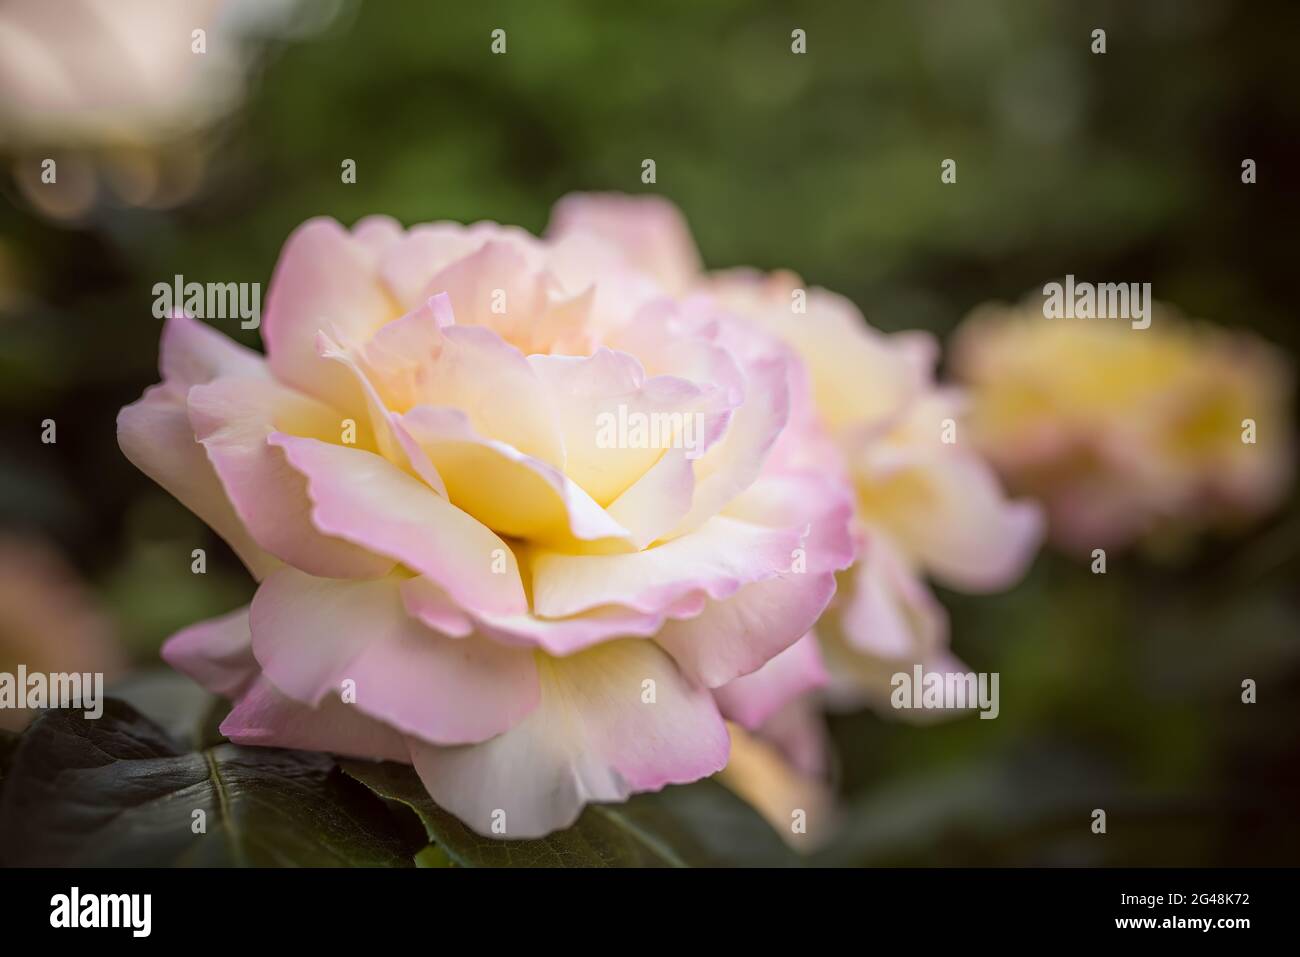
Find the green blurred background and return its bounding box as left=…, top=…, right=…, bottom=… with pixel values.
left=1, top=0, right=1297, bottom=864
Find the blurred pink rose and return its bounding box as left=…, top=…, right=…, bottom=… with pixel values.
left=0, top=536, right=124, bottom=732
left=120, top=213, right=854, bottom=838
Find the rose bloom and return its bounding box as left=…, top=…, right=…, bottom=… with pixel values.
left=951, top=295, right=1295, bottom=556
left=548, top=195, right=1043, bottom=788
left=119, top=212, right=855, bottom=838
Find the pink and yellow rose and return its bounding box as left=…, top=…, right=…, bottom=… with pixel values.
left=120, top=208, right=855, bottom=838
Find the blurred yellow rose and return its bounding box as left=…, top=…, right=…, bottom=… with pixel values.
left=951, top=295, right=1295, bottom=557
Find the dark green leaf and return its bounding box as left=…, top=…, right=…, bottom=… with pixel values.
left=341, top=759, right=797, bottom=867
left=107, top=668, right=230, bottom=750
left=0, top=699, right=416, bottom=867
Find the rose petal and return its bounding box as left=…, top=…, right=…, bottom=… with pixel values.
left=673, top=355, right=789, bottom=534
left=408, top=639, right=729, bottom=838
left=604, top=447, right=695, bottom=549
left=840, top=532, right=947, bottom=661
left=250, top=569, right=539, bottom=745
left=471, top=602, right=686, bottom=657
left=379, top=221, right=539, bottom=311
left=399, top=404, right=631, bottom=547
left=712, top=632, right=828, bottom=730
left=529, top=348, right=723, bottom=506
left=269, top=433, right=527, bottom=615
left=352, top=299, right=564, bottom=465
left=707, top=273, right=924, bottom=432
left=221, top=676, right=410, bottom=762
left=530, top=514, right=803, bottom=618
left=866, top=451, right=1043, bottom=592
left=262, top=217, right=398, bottom=408
left=187, top=376, right=394, bottom=579
left=398, top=577, right=474, bottom=638
left=720, top=472, right=858, bottom=575
left=160, top=313, right=269, bottom=387
left=119, top=385, right=284, bottom=581
left=656, top=571, right=837, bottom=688
left=547, top=192, right=702, bottom=295
left=424, top=240, right=590, bottom=354
left=160, top=604, right=258, bottom=699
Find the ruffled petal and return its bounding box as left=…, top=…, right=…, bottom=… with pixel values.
left=656, top=572, right=836, bottom=688
left=529, top=348, right=725, bottom=506
left=350, top=298, right=564, bottom=464
left=529, top=514, right=803, bottom=618
left=262, top=217, right=398, bottom=408
left=118, top=385, right=283, bottom=580
left=160, top=605, right=258, bottom=699
left=159, top=313, right=269, bottom=387
left=221, top=676, right=410, bottom=762
left=669, top=355, right=790, bottom=536
left=424, top=240, right=590, bottom=354
left=187, top=376, right=393, bottom=579
left=269, top=434, right=527, bottom=615
left=712, top=632, right=828, bottom=730
left=408, top=639, right=729, bottom=838
left=250, top=569, right=538, bottom=745
left=399, top=404, right=631, bottom=547
left=546, top=192, right=702, bottom=295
